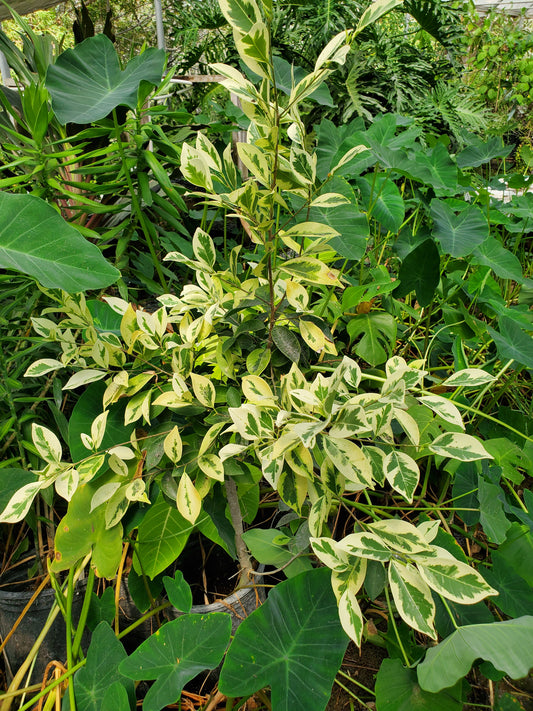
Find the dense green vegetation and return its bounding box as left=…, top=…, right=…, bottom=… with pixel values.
left=0, top=1, right=532, bottom=710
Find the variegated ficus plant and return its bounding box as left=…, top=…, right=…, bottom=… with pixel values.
left=5, top=0, right=498, bottom=652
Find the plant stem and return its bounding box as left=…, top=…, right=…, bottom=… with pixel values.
left=439, top=594, right=459, bottom=630
left=224, top=478, right=253, bottom=582
left=66, top=568, right=77, bottom=711
left=72, top=565, right=95, bottom=659
left=384, top=587, right=410, bottom=667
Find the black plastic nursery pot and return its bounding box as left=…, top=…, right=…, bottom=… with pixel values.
left=0, top=572, right=87, bottom=685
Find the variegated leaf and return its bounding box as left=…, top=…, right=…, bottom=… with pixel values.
left=90, top=482, right=121, bottom=512
left=280, top=257, right=341, bottom=286
left=392, top=408, right=420, bottom=445
left=125, top=478, right=150, bottom=504
left=198, top=421, right=226, bottom=457
left=91, top=411, right=109, bottom=450
left=384, top=451, right=420, bottom=503
left=368, top=520, right=432, bottom=555
left=356, top=0, right=404, bottom=34
left=218, top=0, right=262, bottom=33
left=164, top=426, right=183, bottom=464
left=330, top=145, right=369, bottom=175
left=419, top=395, right=464, bottom=430
left=108, top=453, right=129, bottom=477
left=291, top=420, right=326, bottom=449
left=177, top=472, right=202, bottom=524
left=180, top=142, right=213, bottom=190
left=124, top=390, right=151, bottom=425
left=315, top=30, right=351, bottom=70
left=299, top=320, right=327, bottom=354
left=415, top=552, right=498, bottom=604
left=389, top=560, right=437, bottom=639
left=285, top=443, right=314, bottom=480
left=242, top=374, right=275, bottom=403
left=361, top=446, right=386, bottom=486
left=310, top=536, right=348, bottom=571
left=235, top=21, right=272, bottom=80
left=278, top=468, right=307, bottom=514
left=308, top=494, right=332, bottom=537
left=0, top=481, right=43, bottom=523
left=417, top=519, right=440, bottom=543
left=337, top=531, right=391, bottom=562
left=24, top=359, right=64, bottom=377
left=55, top=468, right=79, bottom=501
left=77, top=454, right=106, bottom=482
left=340, top=356, right=362, bottom=389
left=322, top=436, right=374, bottom=490
left=285, top=280, right=309, bottom=311
left=193, top=228, right=216, bottom=267
left=63, top=369, right=107, bottom=390
left=236, top=143, right=271, bottom=186
left=190, top=372, right=216, bottom=409
left=429, top=433, right=492, bottom=462
left=81, top=432, right=94, bottom=451
left=228, top=404, right=272, bottom=440
left=196, top=132, right=223, bottom=172
left=442, top=368, right=496, bottom=388
left=339, top=587, right=364, bottom=646
left=219, top=442, right=250, bottom=461
left=32, top=423, right=62, bottom=463
left=309, top=193, right=351, bottom=208
left=198, top=453, right=225, bottom=481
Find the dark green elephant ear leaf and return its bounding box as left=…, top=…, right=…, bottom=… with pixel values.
left=72, top=622, right=135, bottom=711
left=219, top=568, right=348, bottom=711
left=0, top=192, right=119, bottom=292
left=46, top=34, right=165, bottom=124
left=119, top=612, right=231, bottom=711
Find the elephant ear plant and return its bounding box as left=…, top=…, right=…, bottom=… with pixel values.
left=0, top=1, right=514, bottom=710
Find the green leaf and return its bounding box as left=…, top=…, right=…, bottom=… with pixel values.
left=357, top=174, right=405, bottom=233
left=429, top=433, right=492, bottom=462
left=487, top=317, right=533, bottom=370
left=375, top=658, right=464, bottom=711
left=0, top=193, right=119, bottom=292
left=394, top=239, right=440, bottom=307
left=46, top=35, right=165, bottom=124
left=347, top=312, right=397, bottom=367
left=430, top=200, right=489, bottom=258
left=163, top=571, right=193, bottom=613
left=480, top=552, right=533, bottom=618
left=219, top=568, right=348, bottom=711
left=472, top=238, right=524, bottom=282
left=355, top=0, right=403, bottom=33
left=73, top=622, right=134, bottom=711
left=477, top=475, right=511, bottom=544
left=52, top=474, right=123, bottom=578
left=134, top=495, right=197, bottom=578
left=417, top=617, right=533, bottom=693
left=119, top=613, right=232, bottom=711
left=456, top=137, right=512, bottom=169
left=246, top=528, right=313, bottom=577
left=272, top=325, right=301, bottom=363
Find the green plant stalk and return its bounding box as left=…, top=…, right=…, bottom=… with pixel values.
left=334, top=678, right=374, bottom=711
left=384, top=586, right=410, bottom=667
left=6, top=660, right=85, bottom=711
left=112, top=109, right=168, bottom=290
left=66, top=568, right=77, bottom=711
left=469, top=358, right=514, bottom=412
left=438, top=594, right=459, bottom=630
left=2, top=554, right=91, bottom=711
left=337, top=668, right=375, bottom=696
left=72, top=565, right=95, bottom=659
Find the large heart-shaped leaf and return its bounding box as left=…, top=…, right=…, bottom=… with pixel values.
left=394, top=239, right=440, bottom=307
left=119, top=613, right=232, bottom=711
left=375, top=658, right=464, bottom=711
left=357, top=174, right=405, bottom=233
left=0, top=192, right=119, bottom=292
left=73, top=622, right=134, bottom=711
left=46, top=34, right=165, bottom=124
left=417, top=616, right=533, bottom=693
left=219, top=567, right=348, bottom=711
left=430, top=200, right=488, bottom=257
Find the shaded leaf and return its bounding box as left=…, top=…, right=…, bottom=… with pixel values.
left=219, top=568, right=348, bottom=711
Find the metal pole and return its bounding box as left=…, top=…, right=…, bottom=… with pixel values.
left=153, top=0, right=165, bottom=51
left=0, top=22, right=12, bottom=85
